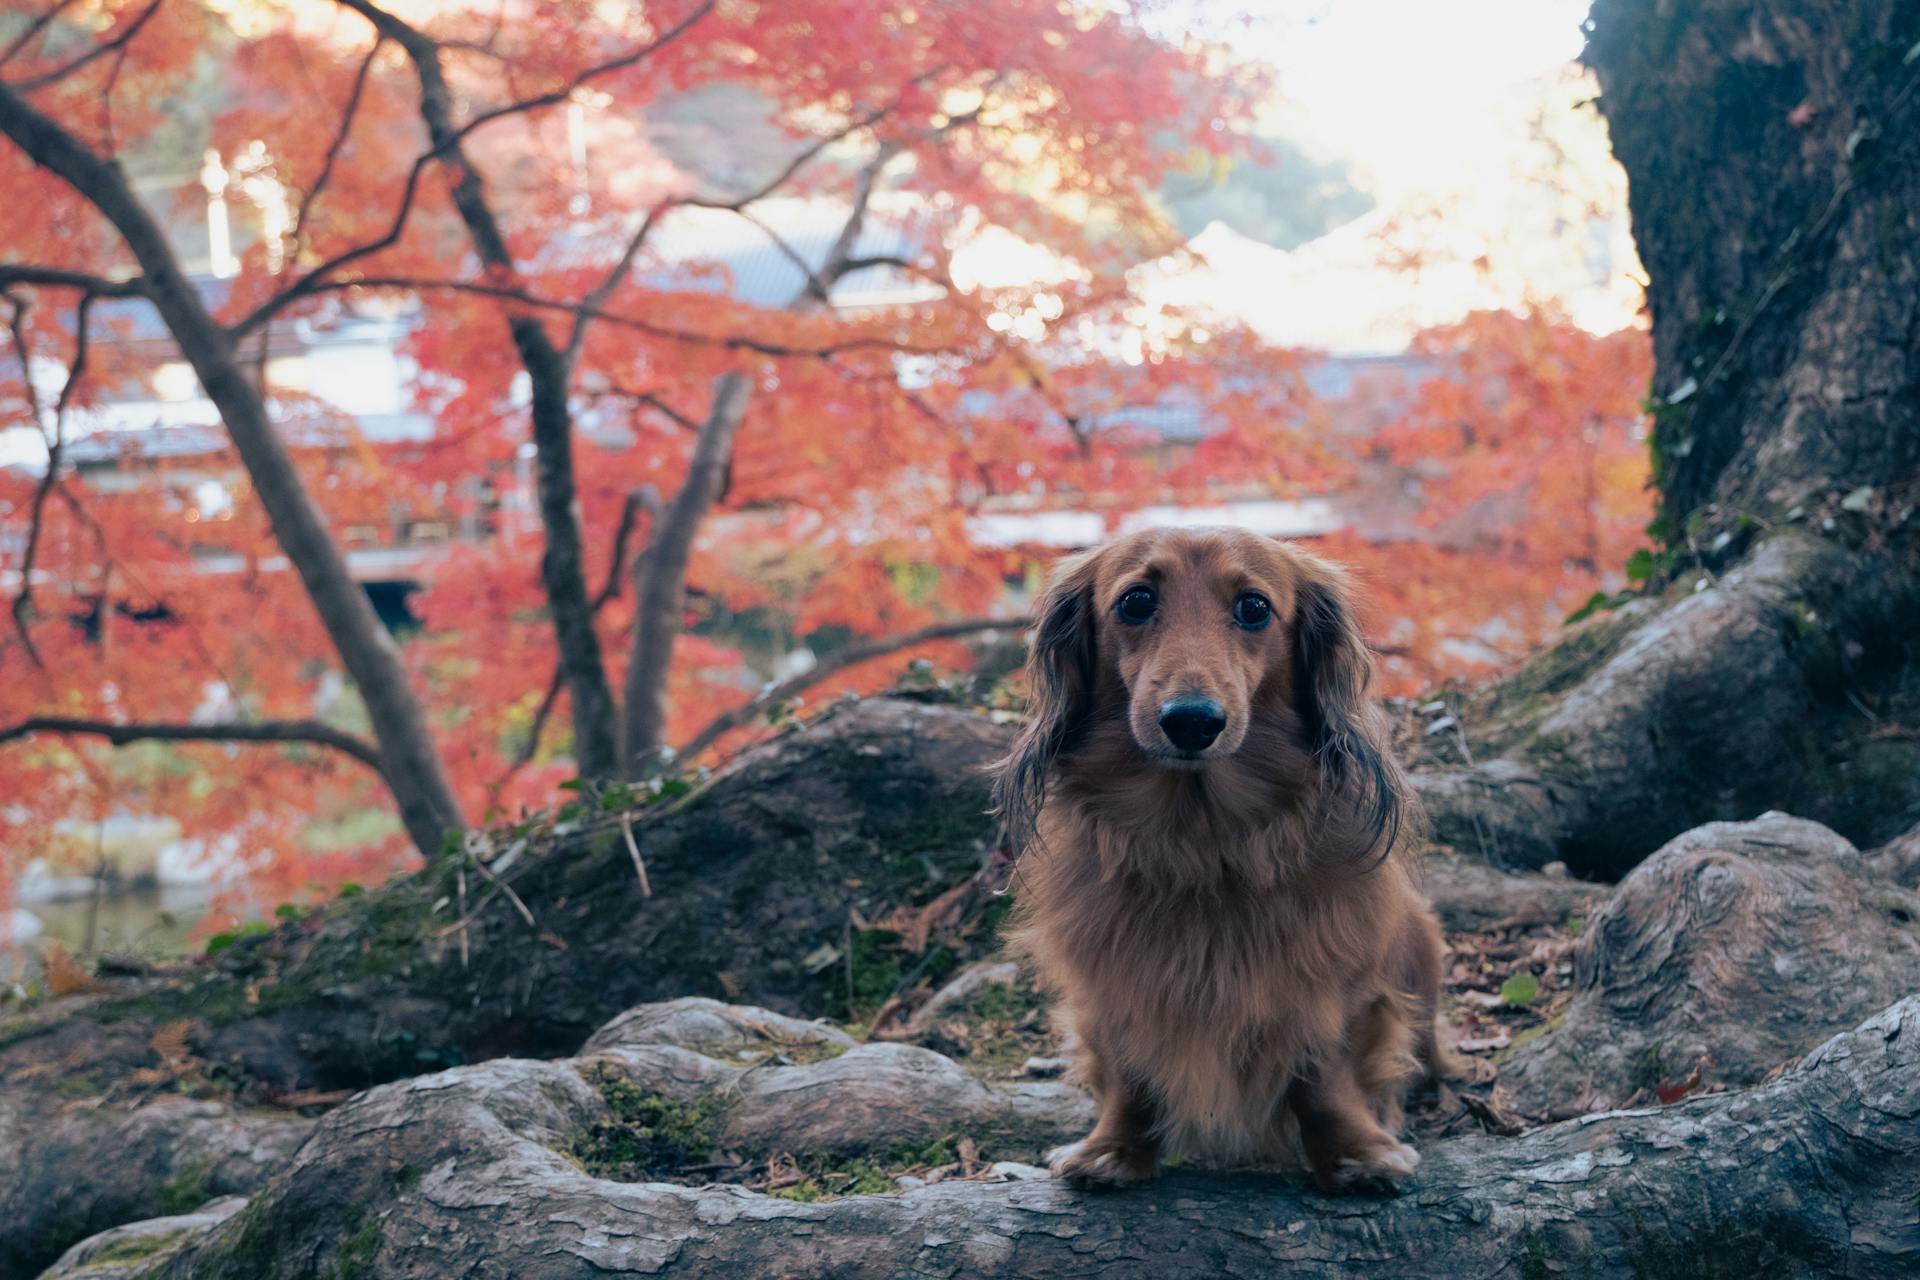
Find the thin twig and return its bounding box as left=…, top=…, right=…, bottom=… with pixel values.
left=0, top=0, right=84, bottom=68
left=675, top=617, right=1029, bottom=764
left=619, top=813, right=652, bottom=897
left=8, top=0, right=164, bottom=92
left=252, top=274, right=960, bottom=359
left=462, top=831, right=537, bottom=926
left=290, top=37, right=385, bottom=253
left=235, top=0, right=718, bottom=337
left=456, top=865, right=470, bottom=970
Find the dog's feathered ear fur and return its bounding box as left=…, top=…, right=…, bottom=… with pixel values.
left=993, top=550, right=1100, bottom=851
left=1290, top=555, right=1408, bottom=863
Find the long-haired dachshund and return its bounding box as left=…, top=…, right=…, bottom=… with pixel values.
left=992, top=526, right=1448, bottom=1193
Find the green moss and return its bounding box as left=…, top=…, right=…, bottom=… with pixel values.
left=830, top=928, right=908, bottom=1021
left=962, top=980, right=1028, bottom=1024
left=757, top=1034, right=850, bottom=1066
left=567, top=1064, right=726, bottom=1181
left=773, top=1137, right=963, bottom=1202
left=1517, top=1230, right=1555, bottom=1280
left=977, top=895, right=1014, bottom=944
left=768, top=1178, right=829, bottom=1202
left=1463, top=609, right=1644, bottom=756
left=322, top=1213, right=382, bottom=1280
left=931, top=977, right=1053, bottom=1080
left=1631, top=1042, right=1667, bottom=1093
left=193, top=1198, right=284, bottom=1280
left=392, top=1163, right=423, bottom=1192
left=35, top=1217, right=93, bottom=1271
left=1493, top=1013, right=1566, bottom=1062
left=153, top=1162, right=215, bottom=1216
left=84, top=1227, right=189, bottom=1267
left=52, top=1072, right=106, bottom=1100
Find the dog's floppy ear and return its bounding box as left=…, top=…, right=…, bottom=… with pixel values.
left=1290, top=554, right=1407, bottom=862
left=993, top=550, right=1100, bottom=851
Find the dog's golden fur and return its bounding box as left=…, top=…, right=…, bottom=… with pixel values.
left=993, top=527, right=1448, bottom=1192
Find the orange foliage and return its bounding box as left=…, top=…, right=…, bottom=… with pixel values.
left=0, top=0, right=1650, bottom=920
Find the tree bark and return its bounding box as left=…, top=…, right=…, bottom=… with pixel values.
left=1589, top=0, right=1920, bottom=539
left=1499, top=811, right=1920, bottom=1114
left=0, top=81, right=463, bottom=859
left=53, top=996, right=1920, bottom=1280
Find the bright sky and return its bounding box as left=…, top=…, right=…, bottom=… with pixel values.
left=1144, top=0, right=1637, bottom=353
left=1251, top=0, right=1593, bottom=196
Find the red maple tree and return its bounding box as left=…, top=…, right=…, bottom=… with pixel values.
left=0, top=0, right=1649, bottom=926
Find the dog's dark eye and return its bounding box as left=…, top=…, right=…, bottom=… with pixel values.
left=1116, top=587, right=1157, bottom=625
left=1233, top=592, right=1273, bottom=630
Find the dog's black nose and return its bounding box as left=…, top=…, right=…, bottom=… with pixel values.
left=1159, top=697, right=1226, bottom=752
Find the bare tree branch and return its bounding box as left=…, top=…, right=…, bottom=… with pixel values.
left=563, top=204, right=666, bottom=362
left=353, top=0, right=716, bottom=142
left=5, top=0, right=164, bottom=92
left=804, top=141, right=906, bottom=305
left=285, top=275, right=959, bottom=358
left=562, top=78, right=932, bottom=359
left=630, top=390, right=700, bottom=433
left=0, top=0, right=83, bottom=68
left=235, top=0, right=716, bottom=337
left=289, top=36, right=384, bottom=253
left=674, top=617, right=1030, bottom=764
left=0, top=716, right=385, bottom=771
left=0, top=265, right=148, bottom=297
left=616, top=127, right=935, bottom=769
left=6, top=291, right=92, bottom=667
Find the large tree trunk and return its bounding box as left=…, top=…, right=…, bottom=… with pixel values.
left=0, top=83, right=465, bottom=859
left=1592, top=0, right=1920, bottom=538
left=1417, top=0, right=1920, bottom=875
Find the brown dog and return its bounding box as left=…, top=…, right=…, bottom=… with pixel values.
left=992, top=526, right=1447, bottom=1193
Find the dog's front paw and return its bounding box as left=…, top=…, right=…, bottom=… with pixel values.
left=1313, top=1138, right=1419, bottom=1196
left=1048, top=1138, right=1160, bottom=1189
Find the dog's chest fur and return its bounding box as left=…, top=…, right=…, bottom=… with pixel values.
left=1013, top=816, right=1414, bottom=1158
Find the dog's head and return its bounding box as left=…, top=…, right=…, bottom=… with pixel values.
left=994, top=526, right=1404, bottom=860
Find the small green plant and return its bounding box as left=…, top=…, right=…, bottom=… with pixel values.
left=1500, top=972, right=1541, bottom=1008
left=203, top=922, right=271, bottom=956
